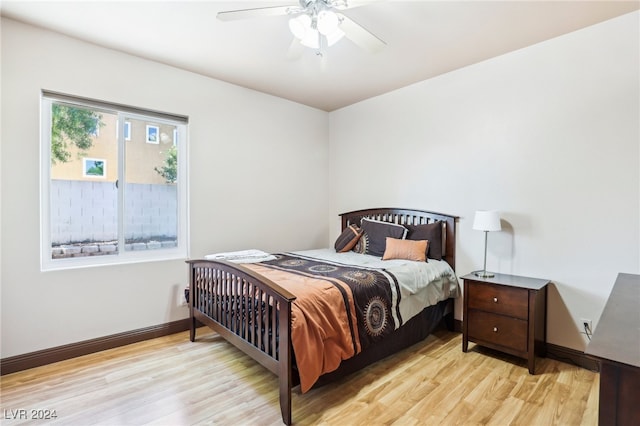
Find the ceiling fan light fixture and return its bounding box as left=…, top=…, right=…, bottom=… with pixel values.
left=317, top=9, right=339, bottom=35
left=300, top=27, right=320, bottom=49
left=219, top=0, right=385, bottom=56
left=289, top=14, right=311, bottom=40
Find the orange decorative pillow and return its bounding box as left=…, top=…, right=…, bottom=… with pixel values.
left=382, top=237, right=428, bottom=262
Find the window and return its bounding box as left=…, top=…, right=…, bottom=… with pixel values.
left=146, top=125, right=159, bottom=144
left=82, top=158, right=107, bottom=178
left=41, top=92, right=188, bottom=270
left=124, top=121, right=131, bottom=141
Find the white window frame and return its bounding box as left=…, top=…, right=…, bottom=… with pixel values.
left=40, top=92, right=189, bottom=271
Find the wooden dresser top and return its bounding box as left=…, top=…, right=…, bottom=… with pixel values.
left=460, top=272, right=549, bottom=291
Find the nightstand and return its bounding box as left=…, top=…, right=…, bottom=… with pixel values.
left=462, top=272, right=549, bottom=374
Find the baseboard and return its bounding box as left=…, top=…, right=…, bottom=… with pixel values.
left=1, top=318, right=598, bottom=376
left=1, top=318, right=190, bottom=376
left=448, top=320, right=598, bottom=372
left=546, top=342, right=601, bottom=372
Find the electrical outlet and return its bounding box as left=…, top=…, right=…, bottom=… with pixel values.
left=177, top=286, right=188, bottom=307
left=580, top=318, right=592, bottom=334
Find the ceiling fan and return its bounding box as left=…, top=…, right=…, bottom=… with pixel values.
left=217, top=0, right=386, bottom=55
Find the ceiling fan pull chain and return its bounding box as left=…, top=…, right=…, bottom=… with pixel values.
left=316, top=31, right=324, bottom=57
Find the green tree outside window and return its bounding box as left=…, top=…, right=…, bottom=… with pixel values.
left=51, top=104, right=103, bottom=164
left=155, top=145, right=177, bottom=183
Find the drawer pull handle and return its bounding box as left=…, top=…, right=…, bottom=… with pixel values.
left=493, top=297, right=498, bottom=303
left=493, top=327, right=498, bottom=332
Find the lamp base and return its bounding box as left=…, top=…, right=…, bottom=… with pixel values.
left=474, top=270, right=495, bottom=278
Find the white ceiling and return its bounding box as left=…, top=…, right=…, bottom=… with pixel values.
left=2, top=1, right=638, bottom=111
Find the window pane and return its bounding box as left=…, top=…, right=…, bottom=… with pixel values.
left=50, top=104, right=119, bottom=259
left=124, top=118, right=178, bottom=252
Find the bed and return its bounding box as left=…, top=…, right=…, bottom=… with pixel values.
left=187, top=208, right=459, bottom=425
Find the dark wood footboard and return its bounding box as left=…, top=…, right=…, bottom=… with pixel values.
left=187, top=259, right=296, bottom=425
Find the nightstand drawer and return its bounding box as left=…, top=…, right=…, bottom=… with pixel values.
left=467, top=310, right=527, bottom=352
left=467, top=281, right=528, bottom=319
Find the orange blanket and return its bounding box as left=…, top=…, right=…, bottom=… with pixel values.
left=244, top=253, right=398, bottom=392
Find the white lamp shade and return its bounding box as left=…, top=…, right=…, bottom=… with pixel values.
left=473, top=210, right=501, bottom=232
left=317, top=10, right=339, bottom=35
left=289, top=10, right=345, bottom=50
left=289, top=14, right=311, bottom=40
left=300, top=28, right=320, bottom=48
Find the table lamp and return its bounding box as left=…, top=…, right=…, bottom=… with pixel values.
left=473, top=210, right=501, bottom=278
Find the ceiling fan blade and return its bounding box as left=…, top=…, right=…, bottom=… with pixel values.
left=217, top=5, right=300, bottom=21
left=331, top=0, right=382, bottom=11
left=339, top=13, right=386, bottom=53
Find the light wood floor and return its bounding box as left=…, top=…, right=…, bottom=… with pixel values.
left=1, top=328, right=599, bottom=425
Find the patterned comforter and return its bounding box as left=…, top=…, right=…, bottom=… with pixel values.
left=243, top=249, right=459, bottom=392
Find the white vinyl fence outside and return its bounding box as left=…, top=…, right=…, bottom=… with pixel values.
left=51, top=180, right=177, bottom=245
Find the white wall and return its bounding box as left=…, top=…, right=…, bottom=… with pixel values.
left=329, top=12, right=639, bottom=351
left=0, top=18, right=329, bottom=358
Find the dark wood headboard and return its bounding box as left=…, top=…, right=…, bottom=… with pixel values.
left=339, top=208, right=458, bottom=271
